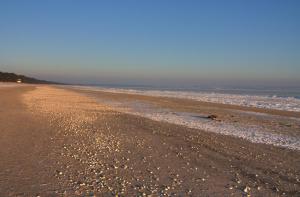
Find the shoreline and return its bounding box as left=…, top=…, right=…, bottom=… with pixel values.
left=68, top=85, right=300, bottom=114
left=0, top=84, right=299, bottom=196
left=66, top=85, right=300, bottom=150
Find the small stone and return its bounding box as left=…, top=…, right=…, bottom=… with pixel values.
left=272, top=186, right=279, bottom=192
left=244, top=186, right=250, bottom=193
left=55, top=170, right=63, bottom=175
left=257, top=186, right=261, bottom=190
left=207, top=115, right=217, bottom=120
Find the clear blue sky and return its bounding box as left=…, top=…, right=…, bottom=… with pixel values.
left=0, top=0, right=299, bottom=87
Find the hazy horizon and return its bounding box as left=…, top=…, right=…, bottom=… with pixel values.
left=1, top=1, right=299, bottom=88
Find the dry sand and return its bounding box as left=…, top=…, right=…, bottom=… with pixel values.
left=0, top=85, right=299, bottom=196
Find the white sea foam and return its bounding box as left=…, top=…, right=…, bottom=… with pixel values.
left=90, top=97, right=300, bottom=151
left=70, top=86, right=300, bottom=112
left=67, top=85, right=300, bottom=150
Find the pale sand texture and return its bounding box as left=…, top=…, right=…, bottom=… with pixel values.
left=0, top=85, right=299, bottom=196
left=23, top=86, right=121, bottom=153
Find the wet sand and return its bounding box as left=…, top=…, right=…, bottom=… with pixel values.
left=68, top=87, right=300, bottom=151
left=0, top=85, right=299, bottom=196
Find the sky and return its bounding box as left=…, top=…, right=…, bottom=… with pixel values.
left=0, top=0, right=299, bottom=87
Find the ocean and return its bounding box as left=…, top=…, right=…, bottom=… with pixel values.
left=92, top=84, right=300, bottom=99
left=71, top=84, right=300, bottom=112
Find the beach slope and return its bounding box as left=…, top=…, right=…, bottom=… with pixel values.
left=0, top=85, right=299, bottom=196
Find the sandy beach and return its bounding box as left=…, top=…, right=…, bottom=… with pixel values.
left=0, top=84, right=299, bottom=196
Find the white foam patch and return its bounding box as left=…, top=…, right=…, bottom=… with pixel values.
left=69, top=86, right=300, bottom=112
left=93, top=98, right=300, bottom=151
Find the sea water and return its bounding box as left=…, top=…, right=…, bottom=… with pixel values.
left=73, top=85, right=300, bottom=112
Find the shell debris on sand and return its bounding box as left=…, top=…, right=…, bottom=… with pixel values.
left=18, top=86, right=300, bottom=196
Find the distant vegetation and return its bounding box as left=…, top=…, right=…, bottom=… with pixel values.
left=0, top=71, right=58, bottom=84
